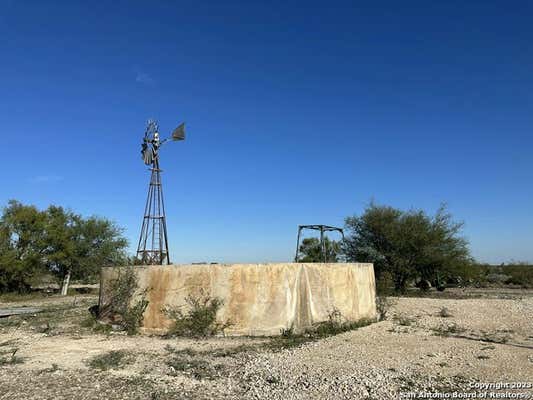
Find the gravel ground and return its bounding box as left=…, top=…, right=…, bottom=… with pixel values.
left=1, top=291, right=532, bottom=400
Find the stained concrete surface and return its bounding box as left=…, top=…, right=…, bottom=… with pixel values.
left=100, top=263, right=377, bottom=336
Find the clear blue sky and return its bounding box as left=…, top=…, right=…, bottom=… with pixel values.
left=1, top=1, right=532, bottom=264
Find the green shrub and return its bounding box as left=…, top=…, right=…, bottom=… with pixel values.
left=99, top=268, right=149, bottom=335
left=166, top=355, right=220, bottom=380
left=432, top=323, right=465, bottom=336
left=394, top=314, right=416, bottom=326
left=312, top=308, right=344, bottom=336
left=265, top=309, right=375, bottom=351
left=210, top=344, right=257, bottom=358
left=88, top=350, right=134, bottom=371
left=502, top=263, right=533, bottom=287
left=439, top=307, right=452, bottom=318
left=451, top=262, right=533, bottom=288
left=80, top=316, right=96, bottom=328
left=0, top=349, right=24, bottom=366
left=264, top=330, right=314, bottom=351
left=280, top=325, right=295, bottom=338
left=122, top=297, right=149, bottom=335
left=313, top=309, right=373, bottom=337
left=164, top=290, right=231, bottom=337
left=80, top=315, right=112, bottom=334
left=376, top=296, right=392, bottom=321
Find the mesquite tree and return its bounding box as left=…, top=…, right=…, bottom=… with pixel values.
left=343, top=203, right=472, bottom=292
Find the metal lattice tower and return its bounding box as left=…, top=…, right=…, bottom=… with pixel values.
left=136, top=157, right=170, bottom=264
left=136, top=119, right=185, bottom=265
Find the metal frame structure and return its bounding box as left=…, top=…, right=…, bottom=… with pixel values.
left=136, top=156, right=170, bottom=265
left=294, top=225, right=345, bottom=263
left=136, top=119, right=184, bottom=265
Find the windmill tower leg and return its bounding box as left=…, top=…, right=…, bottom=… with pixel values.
left=136, top=158, right=170, bottom=265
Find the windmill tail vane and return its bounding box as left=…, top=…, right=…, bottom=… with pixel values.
left=136, top=119, right=185, bottom=265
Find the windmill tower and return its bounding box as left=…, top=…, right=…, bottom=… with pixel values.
left=136, top=119, right=185, bottom=265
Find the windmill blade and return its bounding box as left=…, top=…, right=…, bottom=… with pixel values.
left=171, top=123, right=185, bottom=141
left=142, top=145, right=154, bottom=165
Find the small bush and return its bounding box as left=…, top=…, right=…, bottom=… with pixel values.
left=280, top=325, right=295, bottom=338
left=312, top=308, right=373, bottom=337
left=317, top=308, right=343, bottom=331
left=164, top=290, right=231, bottom=337
left=37, top=321, right=53, bottom=334
left=81, top=315, right=112, bottom=334
left=164, top=346, right=200, bottom=357
left=315, top=318, right=373, bottom=337
left=122, top=297, right=149, bottom=335
left=164, top=345, right=226, bottom=380
left=394, top=315, right=415, bottom=326
left=432, top=323, right=465, bottom=336
left=0, top=349, right=24, bottom=366
left=99, top=268, right=149, bottom=335
left=266, top=309, right=375, bottom=351
left=211, top=344, right=257, bottom=358
left=376, top=296, right=392, bottom=321
left=80, top=316, right=96, bottom=328
left=439, top=307, right=452, bottom=318
left=88, top=350, right=134, bottom=371
left=164, top=344, right=256, bottom=359
left=479, top=331, right=510, bottom=344
left=264, top=332, right=314, bottom=352
left=166, top=356, right=219, bottom=380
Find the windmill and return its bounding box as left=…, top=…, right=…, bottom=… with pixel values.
left=136, top=119, right=185, bottom=265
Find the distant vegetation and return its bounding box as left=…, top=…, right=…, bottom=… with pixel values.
left=454, top=262, right=533, bottom=288
left=0, top=199, right=531, bottom=296
left=0, top=200, right=128, bottom=293
left=343, top=202, right=532, bottom=293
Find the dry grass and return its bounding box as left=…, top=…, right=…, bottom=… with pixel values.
left=88, top=350, right=135, bottom=371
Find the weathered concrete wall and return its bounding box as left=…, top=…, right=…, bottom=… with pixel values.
left=100, top=263, right=376, bottom=336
